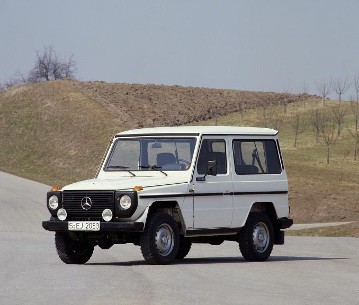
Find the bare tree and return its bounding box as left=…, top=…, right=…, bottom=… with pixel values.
left=350, top=130, right=359, bottom=161
left=319, top=115, right=337, bottom=164
left=299, top=82, right=308, bottom=108
left=28, top=46, right=76, bottom=82
left=331, top=77, right=351, bottom=102
left=350, top=98, right=359, bottom=160
left=290, top=111, right=304, bottom=148
left=350, top=98, right=359, bottom=132
left=331, top=104, right=347, bottom=136
left=354, top=73, right=359, bottom=102
left=268, top=109, right=283, bottom=130
left=309, top=108, right=325, bottom=143
left=281, top=87, right=293, bottom=114
left=1, top=71, right=27, bottom=89
left=316, top=80, right=331, bottom=105
left=237, top=103, right=246, bottom=122
left=260, top=101, right=270, bottom=127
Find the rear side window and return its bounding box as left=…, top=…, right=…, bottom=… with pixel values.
left=233, top=140, right=281, bottom=175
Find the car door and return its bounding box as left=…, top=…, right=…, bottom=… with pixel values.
left=192, top=137, right=234, bottom=229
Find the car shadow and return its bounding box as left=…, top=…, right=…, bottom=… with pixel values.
left=87, top=255, right=348, bottom=266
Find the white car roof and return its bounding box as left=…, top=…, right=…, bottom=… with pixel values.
left=116, top=126, right=278, bottom=137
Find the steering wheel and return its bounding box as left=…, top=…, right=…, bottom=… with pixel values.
left=178, top=158, right=190, bottom=165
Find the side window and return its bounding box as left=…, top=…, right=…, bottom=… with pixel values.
left=197, top=139, right=227, bottom=175
left=233, top=140, right=281, bottom=175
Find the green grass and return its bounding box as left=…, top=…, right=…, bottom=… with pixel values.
left=286, top=222, right=359, bottom=237
left=0, top=81, right=121, bottom=185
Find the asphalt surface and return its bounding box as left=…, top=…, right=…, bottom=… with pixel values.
left=0, top=172, right=358, bottom=305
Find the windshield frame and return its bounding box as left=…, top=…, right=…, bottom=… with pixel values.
left=103, top=136, right=198, bottom=172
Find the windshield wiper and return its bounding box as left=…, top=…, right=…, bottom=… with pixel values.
left=107, top=165, right=136, bottom=177
left=139, top=165, right=168, bottom=177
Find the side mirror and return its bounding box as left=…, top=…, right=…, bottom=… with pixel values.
left=207, top=160, right=217, bottom=176
left=196, top=160, right=218, bottom=181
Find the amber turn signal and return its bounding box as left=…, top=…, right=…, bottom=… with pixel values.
left=51, top=186, right=62, bottom=191
left=133, top=186, right=143, bottom=191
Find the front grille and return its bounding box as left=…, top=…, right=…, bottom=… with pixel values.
left=62, top=191, right=115, bottom=219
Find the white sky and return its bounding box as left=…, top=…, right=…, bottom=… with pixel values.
left=1, top=0, right=359, bottom=98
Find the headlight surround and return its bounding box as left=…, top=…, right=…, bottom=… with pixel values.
left=48, top=195, right=59, bottom=210
left=115, top=192, right=138, bottom=218
left=119, top=195, right=132, bottom=210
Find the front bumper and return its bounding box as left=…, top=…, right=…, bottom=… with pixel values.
left=42, top=220, right=144, bottom=232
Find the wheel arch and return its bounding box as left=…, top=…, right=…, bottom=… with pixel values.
left=148, top=201, right=187, bottom=234
left=248, top=202, right=284, bottom=245
left=249, top=202, right=278, bottom=220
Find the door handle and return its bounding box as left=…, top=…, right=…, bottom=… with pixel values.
left=223, top=191, right=231, bottom=195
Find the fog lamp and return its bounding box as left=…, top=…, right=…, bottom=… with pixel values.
left=102, top=209, right=113, bottom=222
left=57, top=208, right=67, bottom=221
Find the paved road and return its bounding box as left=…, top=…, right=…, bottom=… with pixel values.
left=0, top=171, right=49, bottom=233
left=0, top=172, right=358, bottom=305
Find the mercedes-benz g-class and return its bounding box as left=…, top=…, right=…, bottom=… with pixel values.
left=42, top=126, right=293, bottom=264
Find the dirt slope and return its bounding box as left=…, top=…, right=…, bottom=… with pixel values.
left=73, top=81, right=304, bottom=128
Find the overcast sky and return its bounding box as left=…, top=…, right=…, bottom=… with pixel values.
left=1, top=0, right=359, bottom=97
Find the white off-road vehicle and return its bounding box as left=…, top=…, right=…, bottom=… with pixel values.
left=43, top=126, right=293, bottom=264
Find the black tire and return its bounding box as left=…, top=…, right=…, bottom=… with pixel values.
left=140, top=213, right=180, bottom=265
left=238, top=212, right=274, bottom=262
left=176, top=236, right=192, bottom=259
left=55, top=232, right=94, bottom=264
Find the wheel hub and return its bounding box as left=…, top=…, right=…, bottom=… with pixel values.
left=252, top=222, right=269, bottom=253
left=155, top=224, right=174, bottom=256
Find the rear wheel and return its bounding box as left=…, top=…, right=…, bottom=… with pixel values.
left=140, top=213, right=179, bottom=265
left=238, top=212, right=274, bottom=261
left=55, top=232, right=94, bottom=264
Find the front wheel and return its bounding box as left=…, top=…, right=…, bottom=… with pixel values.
left=176, top=236, right=192, bottom=259
left=55, top=232, right=94, bottom=264
left=140, top=213, right=180, bottom=264
left=238, top=212, right=274, bottom=262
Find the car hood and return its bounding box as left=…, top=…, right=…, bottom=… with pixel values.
left=62, top=176, right=189, bottom=191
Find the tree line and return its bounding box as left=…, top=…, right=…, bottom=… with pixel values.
left=316, top=75, right=359, bottom=104
left=258, top=86, right=359, bottom=164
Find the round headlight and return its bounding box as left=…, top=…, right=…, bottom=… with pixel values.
left=102, top=209, right=113, bottom=222
left=57, top=208, right=67, bottom=221
left=119, top=195, right=132, bottom=210
left=48, top=195, right=59, bottom=210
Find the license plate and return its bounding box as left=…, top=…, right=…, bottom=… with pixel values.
left=68, top=221, right=100, bottom=231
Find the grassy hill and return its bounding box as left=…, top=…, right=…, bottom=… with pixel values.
left=0, top=81, right=115, bottom=184
left=0, top=80, right=358, bottom=235
left=0, top=80, right=299, bottom=184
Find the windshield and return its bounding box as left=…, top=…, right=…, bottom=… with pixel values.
left=105, top=137, right=197, bottom=172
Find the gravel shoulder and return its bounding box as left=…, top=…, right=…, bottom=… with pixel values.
left=288, top=221, right=355, bottom=230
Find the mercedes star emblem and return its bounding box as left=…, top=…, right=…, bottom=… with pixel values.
left=81, top=196, right=92, bottom=210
